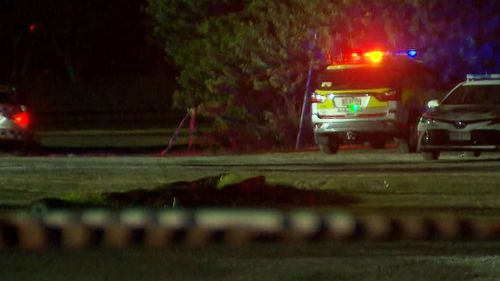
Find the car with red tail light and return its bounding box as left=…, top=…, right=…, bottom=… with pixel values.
left=0, top=84, right=32, bottom=150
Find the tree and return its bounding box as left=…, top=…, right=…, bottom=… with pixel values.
left=146, top=0, right=342, bottom=148
left=335, top=0, right=500, bottom=85
left=410, top=0, right=500, bottom=84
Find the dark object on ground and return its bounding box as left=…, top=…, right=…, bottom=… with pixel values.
left=103, top=175, right=358, bottom=208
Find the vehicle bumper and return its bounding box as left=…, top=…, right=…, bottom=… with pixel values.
left=312, top=116, right=399, bottom=133
left=418, top=129, right=500, bottom=151
left=419, top=144, right=499, bottom=151
left=312, top=117, right=401, bottom=144
left=0, top=128, right=29, bottom=141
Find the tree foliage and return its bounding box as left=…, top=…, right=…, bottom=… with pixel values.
left=146, top=0, right=341, bottom=148
left=410, top=0, right=500, bottom=83
left=335, top=0, right=500, bottom=83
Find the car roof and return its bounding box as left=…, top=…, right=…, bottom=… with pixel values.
left=462, top=80, right=500, bottom=86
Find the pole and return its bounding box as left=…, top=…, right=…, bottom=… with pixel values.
left=295, top=58, right=315, bottom=150
left=295, top=32, right=318, bottom=150
left=160, top=109, right=191, bottom=156
left=188, top=107, right=196, bottom=151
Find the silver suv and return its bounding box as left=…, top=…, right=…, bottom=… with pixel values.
left=417, top=74, right=500, bottom=160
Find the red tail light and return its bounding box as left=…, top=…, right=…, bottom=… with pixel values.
left=375, top=90, right=400, bottom=102
left=12, top=112, right=30, bottom=129
left=310, top=93, right=326, bottom=103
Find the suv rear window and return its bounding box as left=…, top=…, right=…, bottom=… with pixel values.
left=318, top=66, right=401, bottom=90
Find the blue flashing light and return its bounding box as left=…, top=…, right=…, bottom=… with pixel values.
left=407, top=49, right=417, bottom=58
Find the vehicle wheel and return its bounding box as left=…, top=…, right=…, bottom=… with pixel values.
left=406, top=118, right=419, bottom=153
left=319, top=135, right=340, bottom=154
left=422, top=151, right=440, bottom=160
left=369, top=139, right=386, bottom=149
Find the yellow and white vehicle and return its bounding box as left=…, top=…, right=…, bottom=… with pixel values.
left=311, top=50, right=439, bottom=154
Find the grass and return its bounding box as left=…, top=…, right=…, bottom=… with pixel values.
left=0, top=152, right=499, bottom=217
left=34, top=129, right=190, bottom=148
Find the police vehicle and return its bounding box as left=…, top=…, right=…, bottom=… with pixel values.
left=0, top=84, right=31, bottom=147
left=311, top=49, right=439, bottom=154
left=417, top=74, right=500, bottom=160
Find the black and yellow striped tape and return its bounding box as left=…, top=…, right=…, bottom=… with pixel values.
left=1, top=209, right=499, bottom=251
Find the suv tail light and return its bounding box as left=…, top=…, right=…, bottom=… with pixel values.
left=374, top=90, right=400, bottom=102
left=12, top=111, right=30, bottom=129
left=310, top=93, right=326, bottom=103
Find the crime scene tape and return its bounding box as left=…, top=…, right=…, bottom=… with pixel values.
left=1, top=209, right=500, bottom=251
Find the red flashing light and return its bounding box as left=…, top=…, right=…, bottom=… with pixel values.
left=29, top=24, right=37, bottom=32
left=13, top=112, right=30, bottom=129
left=351, top=52, right=362, bottom=62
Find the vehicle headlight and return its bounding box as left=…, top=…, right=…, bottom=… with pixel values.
left=420, top=115, right=436, bottom=126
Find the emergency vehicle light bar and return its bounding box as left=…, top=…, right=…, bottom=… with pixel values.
left=466, top=74, right=500, bottom=81
left=329, top=49, right=418, bottom=65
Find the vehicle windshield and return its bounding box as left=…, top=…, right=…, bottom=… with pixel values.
left=442, top=84, right=500, bottom=105
left=318, top=66, right=401, bottom=90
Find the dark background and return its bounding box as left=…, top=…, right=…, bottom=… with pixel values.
left=0, top=0, right=178, bottom=130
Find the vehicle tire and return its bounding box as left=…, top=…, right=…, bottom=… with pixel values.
left=422, top=151, right=440, bottom=160
left=319, top=135, right=340, bottom=154
left=369, top=139, right=386, bottom=149
left=406, top=118, right=419, bottom=153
